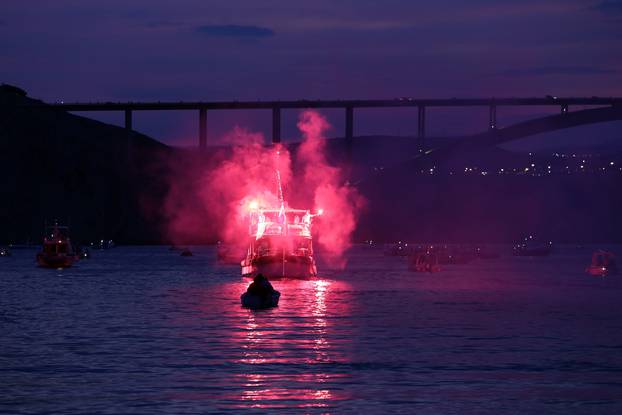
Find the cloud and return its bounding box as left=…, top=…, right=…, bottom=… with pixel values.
left=196, top=24, right=274, bottom=38
left=592, top=0, right=622, bottom=14
left=496, top=66, right=616, bottom=77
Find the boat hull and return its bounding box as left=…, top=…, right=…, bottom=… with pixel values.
left=241, top=291, right=281, bottom=309
left=36, top=253, right=77, bottom=268
left=586, top=265, right=617, bottom=277
left=242, top=255, right=317, bottom=279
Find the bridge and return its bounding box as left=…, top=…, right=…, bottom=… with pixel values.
left=416, top=105, right=622, bottom=167
left=39, top=97, right=622, bottom=149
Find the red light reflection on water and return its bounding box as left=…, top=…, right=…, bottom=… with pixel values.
left=165, top=277, right=353, bottom=410
left=230, top=278, right=352, bottom=409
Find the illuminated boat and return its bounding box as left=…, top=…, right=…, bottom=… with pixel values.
left=241, top=207, right=319, bottom=279
left=586, top=250, right=617, bottom=277
left=36, top=222, right=78, bottom=268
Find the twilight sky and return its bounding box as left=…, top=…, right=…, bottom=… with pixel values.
left=2, top=0, right=622, bottom=145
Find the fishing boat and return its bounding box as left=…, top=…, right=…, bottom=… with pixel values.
left=36, top=222, right=78, bottom=268
left=241, top=207, right=319, bottom=279
left=586, top=250, right=617, bottom=277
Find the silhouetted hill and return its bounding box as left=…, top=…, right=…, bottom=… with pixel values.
left=0, top=86, right=170, bottom=243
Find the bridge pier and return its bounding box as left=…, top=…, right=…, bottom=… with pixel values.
left=345, top=106, right=354, bottom=141
left=272, top=107, right=281, bottom=144
left=489, top=105, right=497, bottom=130
left=124, top=109, right=132, bottom=131
left=199, top=108, right=207, bottom=150
left=417, top=106, right=426, bottom=151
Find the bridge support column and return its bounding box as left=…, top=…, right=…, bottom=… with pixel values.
left=124, top=109, right=132, bottom=131
left=199, top=108, right=207, bottom=150
left=489, top=105, right=497, bottom=130
left=272, top=107, right=281, bottom=144
left=417, top=106, right=426, bottom=152
left=345, top=106, right=354, bottom=141
left=561, top=104, right=569, bottom=115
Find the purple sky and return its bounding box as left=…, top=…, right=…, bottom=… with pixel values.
left=2, top=0, right=622, bottom=146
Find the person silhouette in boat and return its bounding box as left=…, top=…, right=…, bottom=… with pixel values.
left=247, top=274, right=274, bottom=299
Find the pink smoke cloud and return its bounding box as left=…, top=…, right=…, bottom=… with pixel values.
left=163, top=112, right=364, bottom=268
left=296, top=110, right=365, bottom=266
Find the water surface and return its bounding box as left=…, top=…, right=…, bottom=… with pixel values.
left=1, top=245, right=622, bottom=414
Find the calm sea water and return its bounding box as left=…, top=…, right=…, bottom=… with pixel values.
left=1, top=245, right=622, bottom=414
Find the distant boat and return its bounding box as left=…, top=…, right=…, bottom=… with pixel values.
left=586, top=250, right=618, bottom=277
left=36, top=222, right=78, bottom=268
left=0, top=247, right=11, bottom=257
left=76, top=245, right=91, bottom=259
left=408, top=251, right=441, bottom=273
left=384, top=241, right=414, bottom=256
left=91, top=239, right=115, bottom=250
left=180, top=248, right=193, bottom=257
left=435, top=245, right=476, bottom=265
left=513, top=236, right=552, bottom=257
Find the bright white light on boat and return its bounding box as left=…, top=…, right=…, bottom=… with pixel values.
left=248, top=200, right=259, bottom=210
left=317, top=208, right=324, bottom=215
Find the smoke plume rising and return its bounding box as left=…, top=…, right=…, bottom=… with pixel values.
left=163, top=111, right=363, bottom=268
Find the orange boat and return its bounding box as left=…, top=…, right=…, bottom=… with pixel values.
left=36, top=222, right=78, bottom=268
left=586, top=250, right=617, bottom=277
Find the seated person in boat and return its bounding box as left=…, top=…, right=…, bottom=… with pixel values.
left=247, top=274, right=274, bottom=298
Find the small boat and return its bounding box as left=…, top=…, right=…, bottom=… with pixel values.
left=240, top=290, right=281, bottom=309
left=408, top=251, right=441, bottom=272
left=180, top=249, right=193, bottom=257
left=36, top=222, right=78, bottom=268
left=513, top=236, right=552, bottom=257
left=93, top=239, right=115, bottom=250
left=76, top=245, right=90, bottom=259
left=586, top=251, right=618, bottom=277
left=384, top=241, right=414, bottom=256
left=0, top=247, right=11, bottom=257
left=435, top=245, right=476, bottom=265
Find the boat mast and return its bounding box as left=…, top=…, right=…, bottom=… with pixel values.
left=275, top=149, right=286, bottom=278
